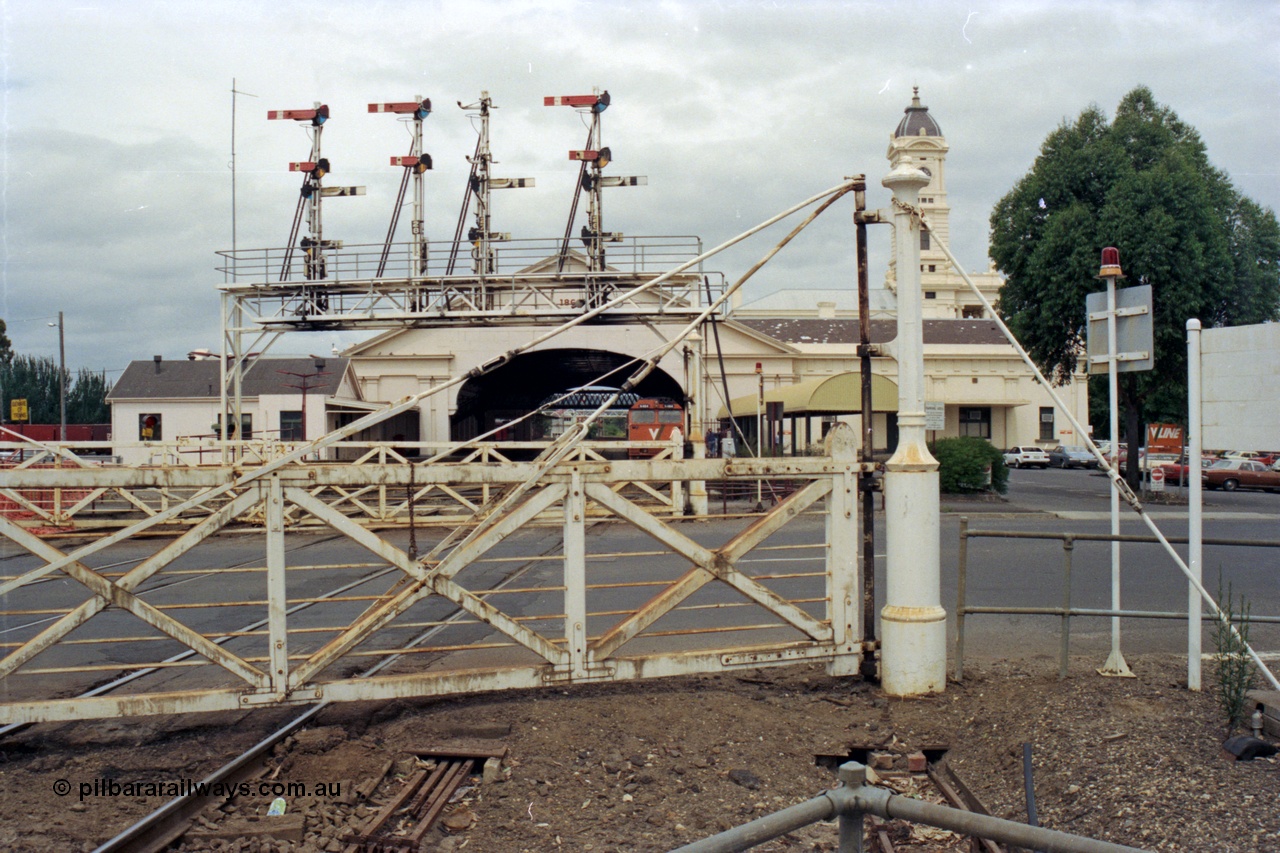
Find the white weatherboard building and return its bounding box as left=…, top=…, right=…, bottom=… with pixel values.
left=107, top=357, right=365, bottom=465
left=340, top=90, right=1087, bottom=454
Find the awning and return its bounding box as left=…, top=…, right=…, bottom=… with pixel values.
left=324, top=397, right=385, bottom=412
left=717, top=372, right=899, bottom=419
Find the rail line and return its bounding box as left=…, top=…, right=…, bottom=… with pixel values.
left=89, top=521, right=598, bottom=853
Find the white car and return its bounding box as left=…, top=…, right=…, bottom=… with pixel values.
left=1003, top=446, right=1050, bottom=469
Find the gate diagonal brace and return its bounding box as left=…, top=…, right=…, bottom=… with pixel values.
left=583, top=480, right=834, bottom=661
left=0, top=492, right=269, bottom=688
left=283, top=486, right=569, bottom=690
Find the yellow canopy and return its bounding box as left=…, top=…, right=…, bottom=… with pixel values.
left=717, top=372, right=899, bottom=418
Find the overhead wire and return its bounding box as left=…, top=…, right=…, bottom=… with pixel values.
left=916, top=202, right=1280, bottom=692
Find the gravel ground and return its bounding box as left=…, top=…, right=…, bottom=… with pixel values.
left=1, top=652, right=1276, bottom=852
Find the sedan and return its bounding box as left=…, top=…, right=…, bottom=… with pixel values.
left=1202, top=459, right=1280, bottom=492
left=1003, top=446, right=1050, bottom=469
left=1048, top=445, right=1099, bottom=469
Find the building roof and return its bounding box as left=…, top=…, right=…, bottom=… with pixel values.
left=894, top=87, right=942, bottom=138
left=735, top=318, right=1009, bottom=346
left=734, top=287, right=897, bottom=315
left=108, top=357, right=351, bottom=400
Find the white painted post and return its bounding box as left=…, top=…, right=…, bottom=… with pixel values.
left=687, top=332, right=709, bottom=516
left=880, top=164, right=946, bottom=696
left=1098, top=249, right=1133, bottom=677
left=564, top=471, right=588, bottom=679
left=1186, top=319, right=1203, bottom=690
left=265, top=475, right=289, bottom=696
left=825, top=424, right=861, bottom=677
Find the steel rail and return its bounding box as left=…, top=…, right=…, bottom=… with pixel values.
left=89, top=525, right=593, bottom=853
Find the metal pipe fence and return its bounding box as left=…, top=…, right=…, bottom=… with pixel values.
left=955, top=517, right=1280, bottom=680
left=672, top=761, right=1143, bottom=853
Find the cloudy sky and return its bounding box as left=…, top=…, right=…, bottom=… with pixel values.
left=3, top=0, right=1276, bottom=377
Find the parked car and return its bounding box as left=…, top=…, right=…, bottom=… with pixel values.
left=1048, top=445, right=1098, bottom=469
left=1201, top=458, right=1280, bottom=492
left=1003, top=446, right=1050, bottom=469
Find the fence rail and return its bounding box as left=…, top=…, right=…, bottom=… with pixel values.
left=955, top=517, right=1280, bottom=680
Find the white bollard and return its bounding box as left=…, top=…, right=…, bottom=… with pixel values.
left=880, top=164, right=947, bottom=696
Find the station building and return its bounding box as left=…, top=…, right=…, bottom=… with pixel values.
left=342, top=90, right=1088, bottom=455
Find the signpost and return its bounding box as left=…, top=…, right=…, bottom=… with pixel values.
left=10, top=399, right=28, bottom=423
left=924, top=401, right=945, bottom=433
left=1087, top=248, right=1154, bottom=679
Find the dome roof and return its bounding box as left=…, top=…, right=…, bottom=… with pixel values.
left=894, top=87, right=942, bottom=138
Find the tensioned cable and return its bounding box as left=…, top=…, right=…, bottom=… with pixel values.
left=911, top=199, right=1279, bottom=691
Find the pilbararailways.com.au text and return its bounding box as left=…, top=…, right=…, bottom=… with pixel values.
left=52, top=778, right=342, bottom=802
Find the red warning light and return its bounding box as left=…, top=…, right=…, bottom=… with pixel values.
left=1099, top=246, right=1123, bottom=278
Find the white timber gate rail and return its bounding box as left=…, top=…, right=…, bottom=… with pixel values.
left=0, top=427, right=868, bottom=724
left=0, top=439, right=686, bottom=531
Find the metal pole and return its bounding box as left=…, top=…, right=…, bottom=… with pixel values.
left=838, top=762, right=865, bottom=853
left=1061, top=536, right=1074, bottom=680
left=687, top=332, right=709, bottom=516
left=755, top=363, right=764, bottom=511
left=853, top=177, right=878, bottom=678
left=955, top=516, right=968, bottom=682
left=1186, top=318, right=1203, bottom=690
left=57, top=311, right=66, bottom=442
left=1099, top=271, right=1132, bottom=677
left=881, top=164, right=946, bottom=696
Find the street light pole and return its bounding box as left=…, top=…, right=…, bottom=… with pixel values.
left=48, top=312, right=66, bottom=441
left=755, top=361, right=764, bottom=511
left=278, top=358, right=330, bottom=448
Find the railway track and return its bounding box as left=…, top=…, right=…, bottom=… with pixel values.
left=70, top=525, right=586, bottom=853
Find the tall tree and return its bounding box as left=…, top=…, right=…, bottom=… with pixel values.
left=991, top=87, right=1280, bottom=488
left=68, top=369, right=111, bottom=424
left=0, top=355, right=111, bottom=425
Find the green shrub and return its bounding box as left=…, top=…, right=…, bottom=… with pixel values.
left=929, top=437, right=1008, bottom=494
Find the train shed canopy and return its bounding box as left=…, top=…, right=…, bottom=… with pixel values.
left=718, top=371, right=898, bottom=418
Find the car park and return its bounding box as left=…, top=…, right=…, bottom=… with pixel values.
left=1201, top=458, right=1280, bottom=492
left=1003, top=446, right=1050, bottom=469
left=1048, top=445, right=1098, bottom=469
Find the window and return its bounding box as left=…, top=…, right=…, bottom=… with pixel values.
left=139, top=413, right=162, bottom=441
left=280, top=410, right=304, bottom=442
left=216, top=413, right=253, bottom=439
left=1039, top=407, right=1055, bottom=441
left=959, top=407, right=991, bottom=439
left=658, top=411, right=683, bottom=425
left=928, top=264, right=936, bottom=272
left=962, top=305, right=984, bottom=318
left=925, top=291, right=936, bottom=299
left=920, top=230, right=931, bottom=251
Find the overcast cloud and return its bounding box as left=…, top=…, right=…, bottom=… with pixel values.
left=2, top=0, right=1276, bottom=377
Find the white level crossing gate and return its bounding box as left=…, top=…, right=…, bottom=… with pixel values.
left=0, top=428, right=868, bottom=724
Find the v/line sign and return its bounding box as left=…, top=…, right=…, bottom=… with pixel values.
left=1146, top=423, right=1183, bottom=453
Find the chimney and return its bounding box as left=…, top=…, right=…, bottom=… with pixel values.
left=153, top=355, right=162, bottom=373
